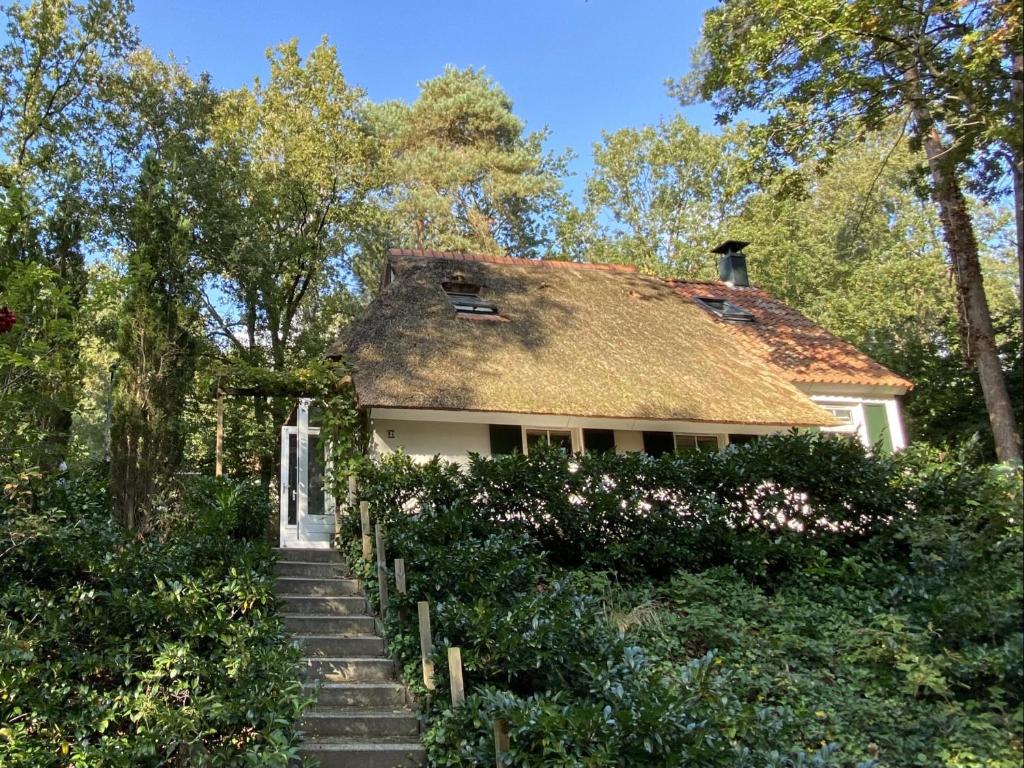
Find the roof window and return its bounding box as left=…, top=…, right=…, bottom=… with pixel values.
left=694, top=296, right=755, bottom=322
left=442, top=281, right=499, bottom=316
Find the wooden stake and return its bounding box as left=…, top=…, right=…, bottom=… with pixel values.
left=394, top=558, right=407, bottom=594
left=375, top=523, right=388, bottom=615
left=214, top=390, right=224, bottom=477
left=347, top=475, right=357, bottom=509
left=417, top=601, right=435, bottom=690
left=360, top=501, right=372, bottom=562
left=448, top=647, right=465, bottom=707
left=494, top=720, right=510, bottom=767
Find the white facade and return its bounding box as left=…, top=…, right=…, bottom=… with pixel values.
left=367, top=395, right=907, bottom=464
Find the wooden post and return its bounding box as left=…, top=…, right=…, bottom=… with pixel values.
left=347, top=475, right=357, bottom=509
left=375, top=523, right=389, bottom=616
left=417, top=601, right=435, bottom=690
left=394, top=558, right=407, bottom=594
left=360, top=501, right=372, bottom=562
left=214, top=390, right=224, bottom=477
left=448, top=647, right=465, bottom=707
left=494, top=720, right=510, bottom=767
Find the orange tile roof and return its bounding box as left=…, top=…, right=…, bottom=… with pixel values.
left=667, top=280, right=913, bottom=391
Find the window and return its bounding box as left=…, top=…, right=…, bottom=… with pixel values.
left=823, top=406, right=854, bottom=426
left=525, top=429, right=573, bottom=452
left=694, top=297, right=754, bottom=322
left=674, top=434, right=721, bottom=453
left=442, top=281, right=499, bottom=316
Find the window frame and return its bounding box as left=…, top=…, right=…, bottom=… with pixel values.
left=694, top=296, right=755, bottom=322
left=521, top=427, right=580, bottom=454
left=673, top=433, right=726, bottom=453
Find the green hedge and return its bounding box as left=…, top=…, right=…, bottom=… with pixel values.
left=343, top=435, right=1022, bottom=767
left=357, top=433, right=912, bottom=579
left=0, top=470, right=306, bottom=767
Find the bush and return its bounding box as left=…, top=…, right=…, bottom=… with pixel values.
left=356, top=433, right=911, bottom=580
left=0, top=470, right=306, bottom=767
left=344, top=433, right=1022, bottom=767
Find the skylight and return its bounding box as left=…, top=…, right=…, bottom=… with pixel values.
left=694, top=297, right=755, bottom=322
left=442, top=281, right=499, bottom=316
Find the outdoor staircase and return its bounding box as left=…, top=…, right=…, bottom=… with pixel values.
left=274, top=548, right=425, bottom=768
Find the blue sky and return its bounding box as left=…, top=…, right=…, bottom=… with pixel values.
left=131, top=0, right=720, bottom=201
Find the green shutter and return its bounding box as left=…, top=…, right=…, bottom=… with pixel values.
left=488, top=424, right=522, bottom=455
left=863, top=404, right=893, bottom=453
left=642, top=431, right=675, bottom=457
left=582, top=429, right=615, bottom=454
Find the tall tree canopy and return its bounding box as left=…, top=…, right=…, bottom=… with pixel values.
left=682, top=0, right=1022, bottom=462
left=569, top=117, right=752, bottom=275
left=368, top=67, right=563, bottom=265
left=1, top=0, right=136, bottom=471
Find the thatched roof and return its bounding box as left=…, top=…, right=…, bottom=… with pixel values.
left=668, top=281, right=912, bottom=391
left=343, top=250, right=839, bottom=427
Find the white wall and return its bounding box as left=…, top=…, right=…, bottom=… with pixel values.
left=371, top=418, right=491, bottom=464
left=613, top=430, right=645, bottom=453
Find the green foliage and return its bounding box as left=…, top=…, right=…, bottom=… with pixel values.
left=0, top=469, right=306, bottom=766
left=571, top=117, right=753, bottom=275
left=346, top=436, right=1021, bottom=765
left=364, top=66, right=565, bottom=267
left=357, top=434, right=908, bottom=580
left=0, top=0, right=136, bottom=473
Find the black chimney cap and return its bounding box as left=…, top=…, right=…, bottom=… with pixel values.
left=711, top=240, right=750, bottom=254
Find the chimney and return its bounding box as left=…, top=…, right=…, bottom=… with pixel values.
left=713, top=240, right=750, bottom=287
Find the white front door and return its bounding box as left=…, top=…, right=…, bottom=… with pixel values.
left=279, top=399, right=335, bottom=548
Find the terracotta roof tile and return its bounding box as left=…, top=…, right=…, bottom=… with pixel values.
left=666, top=280, right=912, bottom=391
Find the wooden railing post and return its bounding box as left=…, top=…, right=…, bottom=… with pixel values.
left=448, top=647, right=465, bottom=707
left=394, top=558, right=406, bottom=594
left=375, top=523, right=389, bottom=616
left=417, top=601, right=435, bottom=690
left=494, top=719, right=510, bottom=767
left=360, top=501, right=372, bottom=562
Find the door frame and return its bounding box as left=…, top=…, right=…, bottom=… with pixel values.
left=279, top=398, right=336, bottom=548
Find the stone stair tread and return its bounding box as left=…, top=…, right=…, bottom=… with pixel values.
left=303, top=707, right=415, bottom=717
left=299, top=741, right=425, bottom=753
left=305, top=684, right=401, bottom=692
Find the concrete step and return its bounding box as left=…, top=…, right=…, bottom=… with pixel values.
left=275, top=548, right=341, bottom=563
left=306, top=682, right=407, bottom=709
left=274, top=560, right=347, bottom=578
left=299, top=709, right=419, bottom=739
left=295, top=635, right=385, bottom=657
left=298, top=740, right=425, bottom=768
left=300, top=657, right=396, bottom=682
left=280, top=595, right=368, bottom=615
left=283, top=614, right=377, bottom=635
left=274, top=577, right=361, bottom=597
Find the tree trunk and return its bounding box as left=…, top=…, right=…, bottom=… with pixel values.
left=1011, top=52, right=1022, bottom=330
left=921, top=129, right=1022, bottom=463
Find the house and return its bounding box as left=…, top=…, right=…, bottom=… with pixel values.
left=278, top=243, right=911, bottom=547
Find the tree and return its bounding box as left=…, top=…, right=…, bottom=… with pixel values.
left=107, top=55, right=215, bottom=529
left=199, top=38, right=376, bottom=486
left=367, top=66, right=564, bottom=269
left=0, top=0, right=136, bottom=471
left=571, top=117, right=753, bottom=275
left=681, top=0, right=1022, bottom=462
